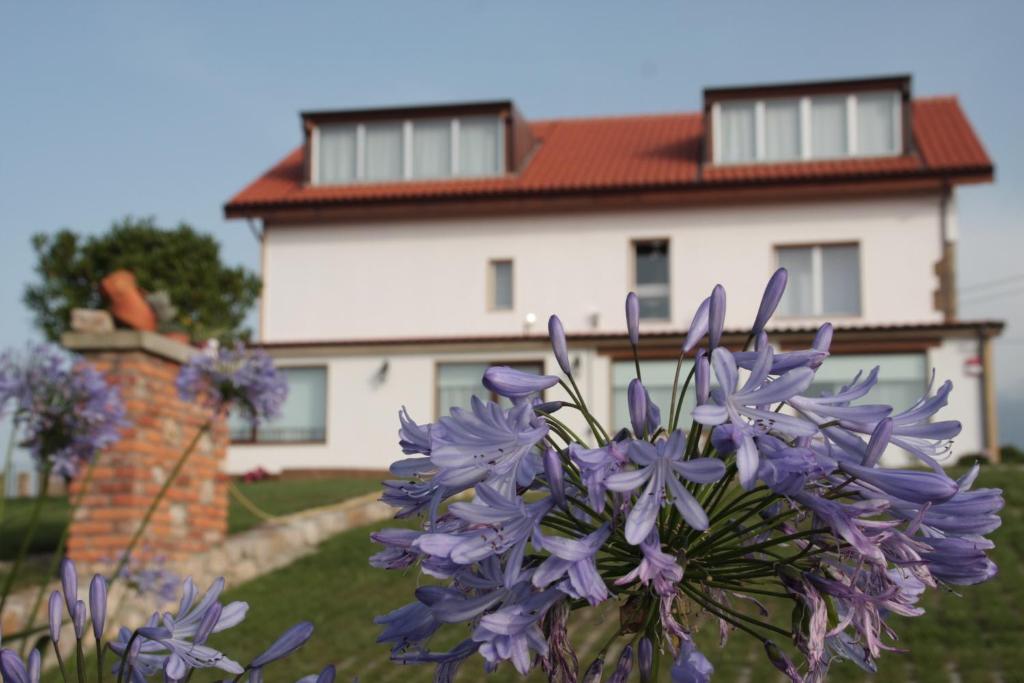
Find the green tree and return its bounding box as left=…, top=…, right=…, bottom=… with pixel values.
left=23, top=216, right=261, bottom=343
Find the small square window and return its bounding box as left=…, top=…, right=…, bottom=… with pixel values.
left=489, top=259, right=513, bottom=310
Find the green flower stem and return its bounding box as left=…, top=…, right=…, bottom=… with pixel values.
left=76, top=636, right=87, bottom=683
left=19, top=456, right=101, bottom=656
left=702, top=582, right=793, bottom=599
left=107, top=418, right=212, bottom=586
left=679, top=584, right=773, bottom=641
left=689, top=588, right=790, bottom=637
left=53, top=640, right=71, bottom=683
left=666, top=352, right=686, bottom=430
left=668, top=365, right=697, bottom=433
left=0, top=461, right=53, bottom=614
left=703, top=528, right=829, bottom=563
left=559, top=379, right=608, bottom=446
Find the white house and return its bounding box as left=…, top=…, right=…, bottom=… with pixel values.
left=223, top=74, right=1000, bottom=475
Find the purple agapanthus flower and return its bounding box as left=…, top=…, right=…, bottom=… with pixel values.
left=0, top=342, right=124, bottom=477
left=472, top=588, right=563, bottom=675
left=605, top=431, right=726, bottom=543
left=176, top=343, right=287, bottom=425
left=370, top=279, right=1004, bottom=682
left=430, top=397, right=548, bottom=497
left=614, top=529, right=683, bottom=597
left=693, top=346, right=816, bottom=489
left=110, top=576, right=249, bottom=678
left=532, top=525, right=612, bottom=605
left=671, top=638, right=714, bottom=683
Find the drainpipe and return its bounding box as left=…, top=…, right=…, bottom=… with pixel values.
left=978, top=327, right=1000, bottom=462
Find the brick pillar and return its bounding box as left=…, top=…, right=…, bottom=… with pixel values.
left=61, top=331, right=228, bottom=568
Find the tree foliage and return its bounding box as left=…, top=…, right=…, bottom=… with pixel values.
left=23, top=216, right=261, bottom=343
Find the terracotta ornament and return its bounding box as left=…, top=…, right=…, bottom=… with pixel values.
left=99, top=269, right=157, bottom=331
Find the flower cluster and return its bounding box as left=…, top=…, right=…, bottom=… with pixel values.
left=176, top=343, right=287, bottom=425
left=0, top=559, right=334, bottom=683
left=370, top=272, right=1003, bottom=682
left=0, top=343, right=124, bottom=477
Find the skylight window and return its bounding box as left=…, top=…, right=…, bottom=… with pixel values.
left=712, top=90, right=901, bottom=165
left=312, top=115, right=504, bottom=185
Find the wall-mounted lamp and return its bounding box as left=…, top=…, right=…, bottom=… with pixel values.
left=374, top=359, right=390, bottom=385
left=523, top=312, right=537, bottom=335
left=571, top=355, right=582, bottom=375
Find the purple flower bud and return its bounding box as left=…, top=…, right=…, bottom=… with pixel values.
left=543, top=448, right=566, bottom=508
left=89, top=574, right=107, bottom=641
left=316, top=665, right=336, bottom=683
left=251, top=621, right=314, bottom=668
left=695, top=350, right=710, bottom=405
left=862, top=417, right=894, bottom=467
left=59, top=558, right=77, bottom=614
left=628, top=379, right=648, bottom=437
left=582, top=653, right=605, bottom=683
left=708, top=285, right=726, bottom=349
left=672, top=639, right=713, bottom=682
left=638, top=637, right=653, bottom=682
left=48, top=590, right=63, bottom=644
left=482, top=366, right=560, bottom=400
left=683, top=297, right=710, bottom=353
left=763, top=640, right=801, bottom=681
left=0, top=650, right=29, bottom=683
left=72, top=600, right=87, bottom=640
left=548, top=315, right=572, bottom=376
left=626, top=292, right=640, bottom=346
left=195, top=601, right=222, bottom=645
left=249, top=670, right=264, bottom=683
left=608, top=644, right=633, bottom=683
left=812, top=323, right=833, bottom=352
left=752, top=268, right=787, bottom=336
left=27, top=650, right=40, bottom=682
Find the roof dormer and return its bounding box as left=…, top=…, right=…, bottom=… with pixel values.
left=704, top=75, right=912, bottom=165
left=301, top=100, right=536, bottom=186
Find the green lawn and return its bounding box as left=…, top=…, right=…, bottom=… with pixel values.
left=204, top=465, right=1023, bottom=682
left=227, top=477, right=382, bottom=534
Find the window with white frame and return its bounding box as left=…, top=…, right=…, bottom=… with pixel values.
left=777, top=244, right=861, bottom=317
left=313, top=116, right=504, bottom=185
left=713, top=91, right=901, bottom=165
left=634, top=240, right=670, bottom=320
left=436, top=361, right=544, bottom=414
left=489, top=259, right=514, bottom=311
left=230, top=366, right=328, bottom=443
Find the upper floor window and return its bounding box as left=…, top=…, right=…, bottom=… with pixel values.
left=777, top=244, right=861, bottom=317
left=713, top=91, right=901, bottom=165
left=634, top=240, right=670, bottom=320
left=230, top=366, right=328, bottom=444
left=489, top=259, right=514, bottom=311
left=313, top=115, right=504, bottom=185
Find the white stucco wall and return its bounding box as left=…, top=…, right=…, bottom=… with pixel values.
left=226, top=338, right=986, bottom=474
left=260, top=194, right=946, bottom=344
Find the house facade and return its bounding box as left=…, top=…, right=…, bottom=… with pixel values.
left=223, top=75, right=1000, bottom=475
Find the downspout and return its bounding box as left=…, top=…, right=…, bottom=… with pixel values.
left=978, top=327, right=1000, bottom=462
left=246, top=218, right=266, bottom=341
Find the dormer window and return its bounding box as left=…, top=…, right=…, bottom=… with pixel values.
left=305, top=102, right=529, bottom=186
left=707, top=77, right=908, bottom=166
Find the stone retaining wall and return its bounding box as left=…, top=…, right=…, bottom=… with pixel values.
left=1, top=489, right=391, bottom=657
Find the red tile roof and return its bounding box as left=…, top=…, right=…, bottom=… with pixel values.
left=225, top=96, right=992, bottom=217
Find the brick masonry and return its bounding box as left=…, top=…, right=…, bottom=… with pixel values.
left=62, top=332, right=228, bottom=567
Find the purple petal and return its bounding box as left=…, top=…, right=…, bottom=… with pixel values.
left=708, top=285, right=726, bottom=349
left=548, top=315, right=572, bottom=376
left=626, top=293, right=640, bottom=346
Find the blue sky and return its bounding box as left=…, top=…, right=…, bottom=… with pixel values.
left=1, top=1, right=1022, bottom=445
